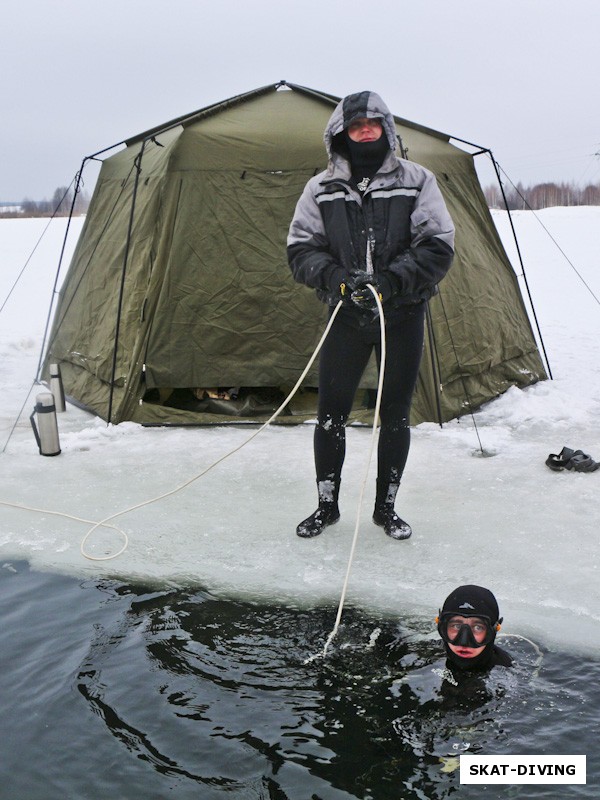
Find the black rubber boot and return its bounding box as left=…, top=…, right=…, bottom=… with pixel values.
left=372, top=506, right=412, bottom=540
left=296, top=503, right=340, bottom=538
left=297, top=478, right=340, bottom=538
left=373, top=479, right=412, bottom=540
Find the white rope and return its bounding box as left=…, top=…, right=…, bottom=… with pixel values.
left=0, top=499, right=129, bottom=556
left=316, top=285, right=386, bottom=660
left=497, top=631, right=544, bottom=677
left=5, top=288, right=388, bottom=666
left=1, top=301, right=345, bottom=561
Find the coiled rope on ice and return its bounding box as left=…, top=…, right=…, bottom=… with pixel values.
left=1, top=287, right=386, bottom=656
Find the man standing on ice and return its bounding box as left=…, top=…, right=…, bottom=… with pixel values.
left=287, top=90, right=455, bottom=540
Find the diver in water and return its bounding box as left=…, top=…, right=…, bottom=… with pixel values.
left=437, top=584, right=512, bottom=672
left=382, top=585, right=515, bottom=773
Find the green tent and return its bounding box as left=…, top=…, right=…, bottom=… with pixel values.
left=42, top=81, right=547, bottom=426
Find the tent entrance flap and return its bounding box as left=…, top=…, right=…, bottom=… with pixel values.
left=139, top=385, right=378, bottom=422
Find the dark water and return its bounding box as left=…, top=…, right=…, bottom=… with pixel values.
left=0, top=562, right=596, bottom=799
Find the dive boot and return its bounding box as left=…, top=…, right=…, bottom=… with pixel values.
left=373, top=505, right=412, bottom=540
left=296, top=503, right=340, bottom=538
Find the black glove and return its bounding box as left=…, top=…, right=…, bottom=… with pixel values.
left=350, top=272, right=399, bottom=310
left=326, top=266, right=353, bottom=304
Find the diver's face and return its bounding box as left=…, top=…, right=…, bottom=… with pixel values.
left=446, top=615, right=487, bottom=659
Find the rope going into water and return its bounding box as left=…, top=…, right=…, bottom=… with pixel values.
left=497, top=632, right=544, bottom=678
left=2, top=288, right=387, bottom=658
left=315, top=285, right=386, bottom=659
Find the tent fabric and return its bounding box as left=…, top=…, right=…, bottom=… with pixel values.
left=42, top=82, right=546, bottom=426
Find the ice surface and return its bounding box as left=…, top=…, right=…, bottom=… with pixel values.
left=1, top=210, right=599, bottom=656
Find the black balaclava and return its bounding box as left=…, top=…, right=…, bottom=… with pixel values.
left=437, top=585, right=502, bottom=671
left=345, top=131, right=389, bottom=191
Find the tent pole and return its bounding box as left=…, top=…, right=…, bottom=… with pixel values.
left=479, top=150, right=553, bottom=380
left=36, top=159, right=90, bottom=382
left=424, top=301, right=443, bottom=427
left=107, top=141, right=147, bottom=424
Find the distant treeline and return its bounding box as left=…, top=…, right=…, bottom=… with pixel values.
left=0, top=186, right=90, bottom=218
left=484, top=180, right=600, bottom=210
left=2, top=181, right=600, bottom=217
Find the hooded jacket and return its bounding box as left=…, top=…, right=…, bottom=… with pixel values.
left=287, top=91, right=455, bottom=316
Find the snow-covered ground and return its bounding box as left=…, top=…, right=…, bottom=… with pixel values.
left=1, top=208, right=599, bottom=656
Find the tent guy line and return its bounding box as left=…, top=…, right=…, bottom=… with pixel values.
left=497, top=163, right=600, bottom=311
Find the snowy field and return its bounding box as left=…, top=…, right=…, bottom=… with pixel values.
left=1, top=207, right=599, bottom=657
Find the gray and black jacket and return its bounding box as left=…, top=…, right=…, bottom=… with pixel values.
left=287, top=91, right=455, bottom=317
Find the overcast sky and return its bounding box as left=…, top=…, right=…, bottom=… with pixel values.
left=2, top=0, right=599, bottom=200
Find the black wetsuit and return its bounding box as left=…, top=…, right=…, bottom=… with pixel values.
left=315, top=303, right=425, bottom=495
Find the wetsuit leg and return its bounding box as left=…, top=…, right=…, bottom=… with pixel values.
left=374, top=304, right=426, bottom=495
left=314, top=314, right=374, bottom=494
